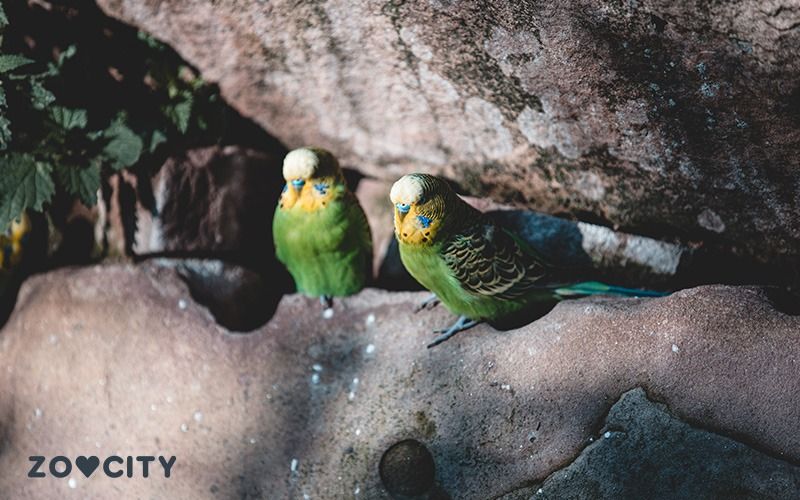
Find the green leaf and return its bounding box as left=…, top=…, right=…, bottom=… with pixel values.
left=0, top=54, right=34, bottom=74
left=57, top=45, right=76, bottom=67
left=50, top=106, right=88, bottom=130
left=137, top=31, right=164, bottom=51
left=0, top=154, right=55, bottom=231
left=103, top=116, right=143, bottom=170
left=165, top=94, right=192, bottom=133
left=0, top=115, right=10, bottom=150
left=55, top=162, right=101, bottom=206
left=0, top=2, right=7, bottom=29
left=30, top=80, right=55, bottom=109
left=0, top=82, right=6, bottom=108
left=149, top=129, right=167, bottom=153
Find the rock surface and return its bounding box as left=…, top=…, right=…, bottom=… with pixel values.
left=0, top=264, right=798, bottom=498
left=529, top=388, right=800, bottom=499
left=99, top=146, right=285, bottom=268
left=95, top=0, right=800, bottom=264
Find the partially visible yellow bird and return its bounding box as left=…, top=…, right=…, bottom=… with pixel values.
left=0, top=213, right=32, bottom=271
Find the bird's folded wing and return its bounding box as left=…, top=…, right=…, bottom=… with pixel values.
left=441, top=222, right=549, bottom=299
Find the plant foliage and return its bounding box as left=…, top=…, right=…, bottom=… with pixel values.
left=0, top=0, right=225, bottom=232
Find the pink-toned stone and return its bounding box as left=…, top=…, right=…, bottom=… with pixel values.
left=0, top=264, right=797, bottom=498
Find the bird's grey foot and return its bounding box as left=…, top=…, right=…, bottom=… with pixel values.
left=428, top=315, right=480, bottom=348
left=414, top=293, right=441, bottom=313
left=320, top=295, right=333, bottom=309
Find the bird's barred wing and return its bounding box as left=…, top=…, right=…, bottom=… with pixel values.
left=441, top=222, right=549, bottom=299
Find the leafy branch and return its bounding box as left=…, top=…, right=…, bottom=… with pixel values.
left=0, top=1, right=224, bottom=232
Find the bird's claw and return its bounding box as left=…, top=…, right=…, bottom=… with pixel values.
left=414, top=293, right=441, bottom=313
left=320, top=295, right=333, bottom=309
left=427, top=316, right=480, bottom=348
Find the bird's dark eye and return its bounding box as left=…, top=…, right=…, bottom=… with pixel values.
left=396, top=203, right=410, bottom=214
left=292, top=178, right=306, bottom=188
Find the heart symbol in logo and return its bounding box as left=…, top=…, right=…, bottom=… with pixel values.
left=75, top=456, right=100, bottom=478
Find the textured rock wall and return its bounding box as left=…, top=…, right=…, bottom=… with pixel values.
left=0, top=265, right=798, bottom=498
left=95, top=0, right=800, bottom=264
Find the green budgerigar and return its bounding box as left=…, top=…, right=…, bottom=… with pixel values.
left=273, top=147, right=373, bottom=308
left=390, top=173, right=667, bottom=347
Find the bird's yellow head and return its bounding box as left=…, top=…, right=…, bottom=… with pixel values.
left=279, top=147, right=343, bottom=212
left=390, top=174, right=452, bottom=246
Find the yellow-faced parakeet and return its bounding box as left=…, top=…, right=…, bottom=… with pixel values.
left=390, top=173, right=666, bottom=347
left=273, top=147, right=373, bottom=307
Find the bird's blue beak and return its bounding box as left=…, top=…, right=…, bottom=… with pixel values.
left=292, top=179, right=306, bottom=189
left=396, top=203, right=410, bottom=214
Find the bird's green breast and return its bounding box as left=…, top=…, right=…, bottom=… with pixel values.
left=398, top=241, right=528, bottom=321
left=273, top=197, right=371, bottom=297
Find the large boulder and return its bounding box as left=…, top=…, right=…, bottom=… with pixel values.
left=94, top=0, right=800, bottom=265
left=0, top=264, right=798, bottom=498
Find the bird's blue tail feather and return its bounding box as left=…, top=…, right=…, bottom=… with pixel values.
left=553, top=281, right=668, bottom=298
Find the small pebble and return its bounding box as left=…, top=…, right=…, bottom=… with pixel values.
left=193, top=411, right=203, bottom=422
left=672, top=344, right=680, bottom=353
left=178, top=299, right=187, bottom=310
left=180, top=423, right=188, bottom=433
left=365, top=344, right=376, bottom=354
left=365, top=314, right=376, bottom=325
left=348, top=377, right=359, bottom=401
left=322, top=308, right=334, bottom=319
left=68, top=478, right=77, bottom=489
left=290, top=458, right=299, bottom=472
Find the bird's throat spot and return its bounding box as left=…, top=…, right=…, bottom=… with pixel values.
left=397, top=222, right=439, bottom=246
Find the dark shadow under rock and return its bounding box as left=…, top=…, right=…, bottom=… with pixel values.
left=156, top=258, right=279, bottom=332
left=155, top=146, right=286, bottom=274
